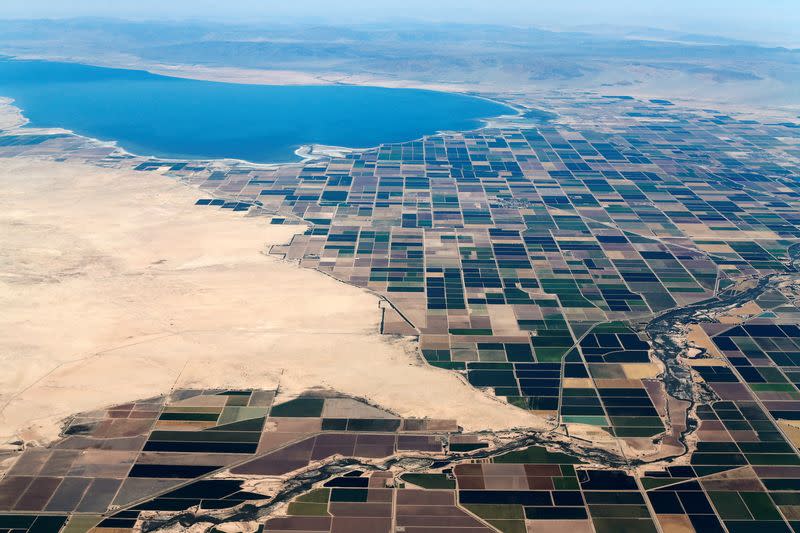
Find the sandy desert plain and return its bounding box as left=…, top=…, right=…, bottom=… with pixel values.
left=0, top=151, right=540, bottom=449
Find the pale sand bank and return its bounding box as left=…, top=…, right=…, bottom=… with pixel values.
left=0, top=98, right=26, bottom=131
left=144, top=63, right=474, bottom=93
left=0, top=158, right=540, bottom=445
left=148, top=64, right=331, bottom=86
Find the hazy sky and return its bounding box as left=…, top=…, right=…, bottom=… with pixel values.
left=3, top=0, right=799, bottom=46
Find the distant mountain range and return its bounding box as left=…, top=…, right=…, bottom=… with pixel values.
left=1, top=18, right=797, bottom=106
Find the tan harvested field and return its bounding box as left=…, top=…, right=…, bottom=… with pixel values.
left=0, top=157, right=541, bottom=446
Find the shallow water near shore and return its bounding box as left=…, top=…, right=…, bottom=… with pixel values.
left=0, top=59, right=513, bottom=163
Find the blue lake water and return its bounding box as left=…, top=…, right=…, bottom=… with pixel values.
left=0, top=59, right=513, bottom=163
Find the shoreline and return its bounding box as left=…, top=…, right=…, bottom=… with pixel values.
left=0, top=97, right=516, bottom=168
left=0, top=80, right=521, bottom=168
left=6, top=52, right=799, bottom=121
left=0, top=97, right=27, bottom=131
left=0, top=99, right=349, bottom=168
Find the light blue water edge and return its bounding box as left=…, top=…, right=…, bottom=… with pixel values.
left=0, top=59, right=517, bottom=164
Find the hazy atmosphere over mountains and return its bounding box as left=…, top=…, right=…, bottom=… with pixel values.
left=2, top=0, right=799, bottom=47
